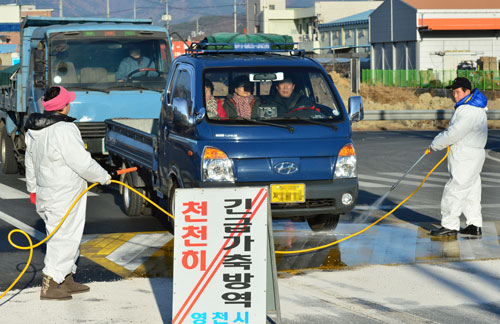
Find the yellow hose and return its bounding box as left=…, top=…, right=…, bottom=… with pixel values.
left=275, top=146, right=449, bottom=255
left=0, top=180, right=173, bottom=300
left=1, top=147, right=448, bottom=299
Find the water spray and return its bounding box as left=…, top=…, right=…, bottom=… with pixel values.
left=390, top=148, right=430, bottom=192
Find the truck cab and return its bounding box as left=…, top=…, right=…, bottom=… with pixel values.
left=157, top=35, right=363, bottom=231
left=0, top=16, right=172, bottom=173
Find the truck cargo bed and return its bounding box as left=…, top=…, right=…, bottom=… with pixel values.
left=105, top=118, right=159, bottom=171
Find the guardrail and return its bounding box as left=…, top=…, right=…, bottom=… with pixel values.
left=363, top=110, right=500, bottom=120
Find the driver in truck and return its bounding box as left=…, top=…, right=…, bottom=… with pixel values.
left=116, top=45, right=154, bottom=81
left=266, top=76, right=315, bottom=116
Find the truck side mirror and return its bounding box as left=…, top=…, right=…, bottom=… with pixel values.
left=172, top=97, right=194, bottom=130
left=348, top=96, right=364, bottom=122
left=35, top=49, right=44, bottom=61
left=33, top=49, right=46, bottom=87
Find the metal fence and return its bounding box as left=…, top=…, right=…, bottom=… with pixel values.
left=362, top=69, right=500, bottom=91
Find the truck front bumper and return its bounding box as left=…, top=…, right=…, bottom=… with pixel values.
left=200, top=178, right=358, bottom=218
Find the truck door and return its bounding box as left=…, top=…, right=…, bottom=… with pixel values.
left=159, top=63, right=197, bottom=190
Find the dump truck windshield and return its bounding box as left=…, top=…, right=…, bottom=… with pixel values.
left=49, top=33, right=170, bottom=92
left=203, top=67, right=343, bottom=122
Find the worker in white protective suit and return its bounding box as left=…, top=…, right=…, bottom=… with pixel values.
left=24, top=86, right=111, bottom=300
left=429, top=77, right=488, bottom=238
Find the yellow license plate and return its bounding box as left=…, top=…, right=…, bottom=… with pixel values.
left=270, top=184, right=305, bottom=203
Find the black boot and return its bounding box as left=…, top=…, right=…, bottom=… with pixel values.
left=460, top=225, right=482, bottom=236
left=429, top=227, right=457, bottom=237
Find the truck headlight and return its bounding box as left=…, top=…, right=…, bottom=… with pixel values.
left=202, top=146, right=235, bottom=182
left=334, top=143, right=357, bottom=179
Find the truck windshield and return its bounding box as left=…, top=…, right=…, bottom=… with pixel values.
left=203, top=67, right=344, bottom=122
left=49, top=34, right=170, bottom=92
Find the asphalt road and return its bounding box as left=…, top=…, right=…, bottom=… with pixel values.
left=1, top=130, right=500, bottom=323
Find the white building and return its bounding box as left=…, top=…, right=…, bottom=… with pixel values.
left=370, top=0, right=500, bottom=74
left=247, top=1, right=382, bottom=53
left=318, top=10, right=374, bottom=55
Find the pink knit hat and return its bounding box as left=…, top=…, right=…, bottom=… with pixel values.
left=42, top=86, right=76, bottom=111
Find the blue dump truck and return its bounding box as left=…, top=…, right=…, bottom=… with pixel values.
left=105, top=34, right=363, bottom=231
left=0, top=16, right=172, bottom=174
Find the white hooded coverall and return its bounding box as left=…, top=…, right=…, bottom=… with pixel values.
left=25, top=121, right=108, bottom=284
left=430, top=97, right=488, bottom=231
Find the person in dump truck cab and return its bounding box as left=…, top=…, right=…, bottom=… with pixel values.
left=116, top=45, right=154, bottom=81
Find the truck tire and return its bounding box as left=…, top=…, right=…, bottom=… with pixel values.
left=167, top=181, right=178, bottom=230
left=307, top=214, right=340, bottom=232
left=1, top=126, right=18, bottom=174
left=122, top=172, right=145, bottom=216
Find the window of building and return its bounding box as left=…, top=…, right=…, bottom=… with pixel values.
left=269, top=5, right=275, bottom=10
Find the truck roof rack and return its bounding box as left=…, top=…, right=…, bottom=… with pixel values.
left=185, top=33, right=305, bottom=56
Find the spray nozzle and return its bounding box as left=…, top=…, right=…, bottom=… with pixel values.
left=112, top=167, right=138, bottom=176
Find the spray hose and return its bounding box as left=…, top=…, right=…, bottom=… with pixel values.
left=1, top=147, right=448, bottom=299
left=0, top=167, right=174, bottom=301
left=275, top=146, right=449, bottom=255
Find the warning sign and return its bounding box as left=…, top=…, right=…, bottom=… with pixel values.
left=172, top=187, right=269, bottom=324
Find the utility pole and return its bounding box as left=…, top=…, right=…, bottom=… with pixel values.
left=165, top=0, right=169, bottom=29
left=59, top=0, right=63, bottom=17
left=233, top=0, right=237, bottom=33
left=162, top=0, right=170, bottom=30
left=107, top=0, right=110, bottom=19
left=133, top=0, right=136, bottom=19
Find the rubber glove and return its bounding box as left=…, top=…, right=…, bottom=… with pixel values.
left=30, top=193, right=36, bottom=205
left=101, top=174, right=112, bottom=185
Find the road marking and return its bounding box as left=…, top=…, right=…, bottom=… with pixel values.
left=80, top=232, right=175, bottom=278
left=380, top=172, right=448, bottom=183
left=354, top=203, right=500, bottom=210
left=0, top=210, right=45, bottom=241
left=106, top=233, right=174, bottom=272
left=0, top=183, right=29, bottom=199
left=358, top=174, right=441, bottom=187
left=75, top=220, right=500, bottom=278
left=276, top=221, right=500, bottom=271
left=359, top=171, right=500, bottom=189
left=359, top=181, right=388, bottom=188
left=486, top=149, right=500, bottom=163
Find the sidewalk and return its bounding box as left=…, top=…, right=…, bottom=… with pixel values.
left=2, top=259, right=500, bottom=323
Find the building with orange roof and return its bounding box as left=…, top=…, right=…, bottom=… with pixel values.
left=370, top=0, right=500, bottom=78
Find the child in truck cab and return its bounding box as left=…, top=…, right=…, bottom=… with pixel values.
left=222, top=75, right=261, bottom=119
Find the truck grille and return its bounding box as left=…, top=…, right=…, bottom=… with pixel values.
left=271, top=199, right=335, bottom=209
left=75, top=122, right=106, bottom=138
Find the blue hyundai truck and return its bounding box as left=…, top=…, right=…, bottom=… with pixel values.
left=105, top=34, right=363, bottom=231
left=0, top=16, right=172, bottom=174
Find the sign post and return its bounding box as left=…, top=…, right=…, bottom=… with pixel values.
left=172, top=187, right=279, bottom=324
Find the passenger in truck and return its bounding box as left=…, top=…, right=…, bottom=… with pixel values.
left=222, top=75, right=261, bottom=119
left=204, top=79, right=227, bottom=119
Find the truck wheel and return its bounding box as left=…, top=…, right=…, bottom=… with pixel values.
left=1, top=126, right=18, bottom=174
left=307, top=214, right=340, bottom=232
left=122, top=172, right=145, bottom=216
left=167, top=181, right=178, bottom=230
